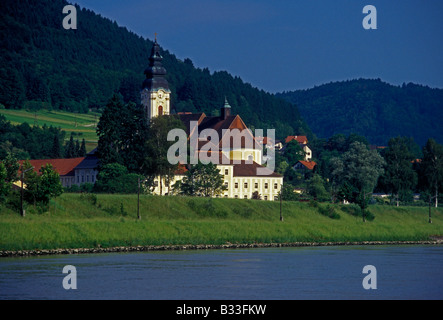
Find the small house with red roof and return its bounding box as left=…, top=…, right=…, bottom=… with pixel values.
left=18, top=150, right=100, bottom=188
left=293, top=160, right=317, bottom=172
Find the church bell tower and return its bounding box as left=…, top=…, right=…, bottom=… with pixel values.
left=141, top=37, right=171, bottom=121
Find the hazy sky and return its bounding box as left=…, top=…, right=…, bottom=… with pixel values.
left=72, top=0, right=443, bottom=93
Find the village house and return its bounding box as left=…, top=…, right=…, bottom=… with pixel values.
left=18, top=157, right=84, bottom=188
left=293, top=160, right=317, bottom=173
left=18, top=149, right=99, bottom=188
left=284, top=135, right=313, bottom=161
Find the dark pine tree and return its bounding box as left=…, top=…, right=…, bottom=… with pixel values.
left=79, top=138, right=87, bottom=157
left=65, top=134, right=76, bottom=158
left=75, top=140, right=80, bottom=157
left=50, top=134, right=61, bottom=159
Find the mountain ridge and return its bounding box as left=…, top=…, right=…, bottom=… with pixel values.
left=277, top=78, right=443, bottom=146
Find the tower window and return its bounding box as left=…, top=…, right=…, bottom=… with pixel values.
left=158, top=105, right=163, bottom=116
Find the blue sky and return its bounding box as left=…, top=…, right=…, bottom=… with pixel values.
left=72, top=0, right=443, bottom=93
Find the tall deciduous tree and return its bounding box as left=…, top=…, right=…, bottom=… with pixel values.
left=2, top=153, right=19, bottom=184
left=178, top=162, right=227, bottom=197
left=306, top=174, right=329, bottom=201
left=142, top=115, right=185, bottom=195
left=331, top=142, right=385, bottom=220
left=420, top=139, right=443, bottom=208
left=381, top=137, right=417, bottom=206
left=39, top=164, right=63, bottom=205
left=96, top=94, right=126, bottom=167
left=23, top=162, right=63, bottom=208
left=0, top=163, right=10, bottom=202
left=96, top=94, right=146, bottom=172
left=283, top=140, right=306, bottom=166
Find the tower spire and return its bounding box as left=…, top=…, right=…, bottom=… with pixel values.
left=140, top=38, right=171, bottom=120
left=221, top=96, right=231, bottom=120
left=142, top=38, right=169, bottom=92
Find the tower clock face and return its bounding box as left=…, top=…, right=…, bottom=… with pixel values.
left=158, top=90, right=164, bottom=99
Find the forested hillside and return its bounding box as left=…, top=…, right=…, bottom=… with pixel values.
left=0, top=0, right=310, bottom=140
left=277, top=79, right=443, bottom=146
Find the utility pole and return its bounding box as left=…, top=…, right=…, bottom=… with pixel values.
left=280, top=185, right=283, bottom=222
left=20, top=167, right=34, bottom=217
left=362, top=191, right=373, bottom=223
left=137, top=176, right=141, bottom=220
left=429, top=195, right=437, bottom=224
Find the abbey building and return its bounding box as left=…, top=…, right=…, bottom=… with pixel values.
left=142, top=39, right=283, bottom=200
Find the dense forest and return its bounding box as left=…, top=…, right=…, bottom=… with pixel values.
left=277, top=79, right=443, bottom=146
left=0, top=0, right=310, bottom=140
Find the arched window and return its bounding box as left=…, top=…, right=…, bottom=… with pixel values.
left=158, top=105, right=163, bottom=116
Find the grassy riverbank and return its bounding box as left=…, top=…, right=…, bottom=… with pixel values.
left=1, top=193, right=442, bottom=252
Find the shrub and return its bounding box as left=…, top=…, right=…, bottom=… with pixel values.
left=94, top=163, right=141, bottom=194
left=309, top=200, right=319, bottom=208
left=340, top=204, right=375, bottom=221
left=318, top=204, right=341, bottom=219
left=80, top=192, right=97, bottom=206
left=80, top=183, right=94, bottom=193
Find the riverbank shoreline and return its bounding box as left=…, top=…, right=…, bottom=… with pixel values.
left=2, top=239, right=442, bottom=258
left=2, top=195, right=443, bottom=257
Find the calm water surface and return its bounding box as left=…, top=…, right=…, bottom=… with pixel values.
left=0, top=245, right=442, bottom=300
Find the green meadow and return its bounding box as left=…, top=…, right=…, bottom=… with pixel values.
left=0, top=109, right=100, bottom=152
left=1, top=194, right=442, bottom=251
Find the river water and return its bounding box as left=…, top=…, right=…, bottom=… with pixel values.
left=0, top=245, right=442, bottom=300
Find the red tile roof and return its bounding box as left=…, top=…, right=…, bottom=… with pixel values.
left=296, top=160, right=317, bottom=170
left=18, top=158, right=85, bottom=176
left=285, top=135, right=308, bottom=144
left=179, top=112, right=262, bottom=150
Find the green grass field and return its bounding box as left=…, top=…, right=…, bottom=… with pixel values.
left=0, top=109, right=100, bottom=152
left=1, top=194, right=442, bottom=251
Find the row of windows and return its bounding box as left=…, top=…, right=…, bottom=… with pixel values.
left=216, top=194, right=277, bottom=201
left=62, top=176, right=96, bottom=187
left=76, top=174, right=96, bottom=184
left=230, top=182, right=279, bottom=189
left=231, top=195, right=278, bottom=201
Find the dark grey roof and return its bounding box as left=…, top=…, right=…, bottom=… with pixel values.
left=75, top=155, right=99, bottom=170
